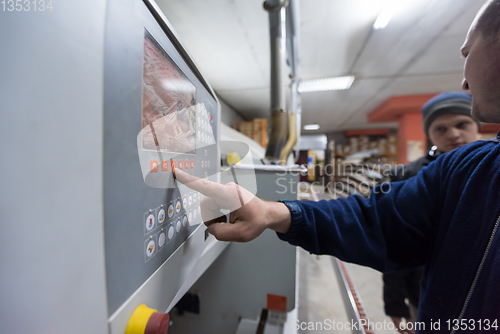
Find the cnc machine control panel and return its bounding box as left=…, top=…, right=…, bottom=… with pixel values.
left=103, top=0, right=220, bottom=318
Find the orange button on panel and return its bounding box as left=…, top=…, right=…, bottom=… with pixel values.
left=190, top=161, right=194, bottom=169
left=178, top=160, right=183, bottom=170
left=161, top=160, right=169, bottom=172
left=184, top=160, right=189, bottom=170
left=170, top=160, right=176, bottom=170
left=150, top=160, right=159, bottom=173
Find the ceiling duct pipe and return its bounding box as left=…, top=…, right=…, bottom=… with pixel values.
left=264, top=0, right=289, bottom=163
left=282, top=0, right=301, bottom=164
left=280, top=78, right=300, bottom=165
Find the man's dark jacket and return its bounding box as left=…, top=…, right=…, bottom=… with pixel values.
left=383, top=153, right=438, bottom=319
left=278, top=137, right=500, bottom=333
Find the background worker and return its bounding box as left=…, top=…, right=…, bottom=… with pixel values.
left=383, top=91, right=480, bottom=334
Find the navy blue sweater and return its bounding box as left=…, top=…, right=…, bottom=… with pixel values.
left=278, top=138, right=500, bottom=332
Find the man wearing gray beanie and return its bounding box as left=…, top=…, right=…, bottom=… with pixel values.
left=422, top=91, right=480, bottom=153
left=384, top=91, right=480, bottom=333
left=390, top=91, right=479, bottom=180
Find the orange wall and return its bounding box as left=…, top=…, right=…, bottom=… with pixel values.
left=397, top=113, right=426, bottom=164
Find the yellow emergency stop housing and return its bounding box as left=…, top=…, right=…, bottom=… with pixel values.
left=226, top=151, right=241, bottom=166
left=125, top=304, right=157, bottom=334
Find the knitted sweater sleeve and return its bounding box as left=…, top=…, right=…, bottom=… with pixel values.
left=276, top=160, right=443, bottom=272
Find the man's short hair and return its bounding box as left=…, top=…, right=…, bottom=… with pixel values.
left=477, top=0, right=500, bottom=40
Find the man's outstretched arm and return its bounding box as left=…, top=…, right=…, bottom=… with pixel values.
left=174, top=159, right=441, bottom=271
left=173, top=168, right=291, bottom=241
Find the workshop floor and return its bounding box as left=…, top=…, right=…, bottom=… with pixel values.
left=296, top=249, right=398, bottom=334
left=295, top=185, right=399, bottom=334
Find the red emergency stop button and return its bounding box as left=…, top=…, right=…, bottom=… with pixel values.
left=125, top=304, right=169, bottom=334
left=145, top=312, right=170, bottom=334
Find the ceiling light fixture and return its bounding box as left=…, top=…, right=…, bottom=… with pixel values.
left=303, top=124, right=320, bottom=131
left=298, top=76, right=355, bottom=93
left=373, top=0, right=400, bottom=30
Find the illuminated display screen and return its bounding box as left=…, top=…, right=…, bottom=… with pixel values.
left=142, top=29, right=197, bottom=154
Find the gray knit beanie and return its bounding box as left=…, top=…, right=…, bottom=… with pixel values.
left=422, top=92, right=479, bottom=136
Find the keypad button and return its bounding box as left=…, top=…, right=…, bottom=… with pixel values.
left=158, top=232, right=166, bottom=248
left=146, top=239, right=155, bottom=257
left=157, top=209, right=165, bottom=224
left=150, top=160, right=159, bottom=173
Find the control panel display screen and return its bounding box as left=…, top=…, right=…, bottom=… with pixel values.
left=142, top=29, right=197, bottom=154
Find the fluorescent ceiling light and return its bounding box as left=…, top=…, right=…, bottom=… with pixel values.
left=298, top=76, right=355, bottom=93
left=303, top=124, right=320, bottom=131
left=373, top=0, right=400, bottom=30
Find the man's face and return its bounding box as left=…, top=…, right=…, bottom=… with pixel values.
left=428, top=114, right=479, bottom=153
left=461, top=10, right=500, bottom=123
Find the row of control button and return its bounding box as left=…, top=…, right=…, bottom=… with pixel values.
left=150, top=160, right=196, bottom=173
left=145, top=217, right=184, bottom=261
left=197, top=118, right=211, bottom=131
left=144, top=193, right=203, bottom=235
left=145, top=207, right=202, bottom=261
left=197, top=132, right=214, bottom=145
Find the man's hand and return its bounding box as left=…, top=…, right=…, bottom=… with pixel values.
left=390, top=316, right=415, bottom=334
left=173, top=168, right=291, bottom=242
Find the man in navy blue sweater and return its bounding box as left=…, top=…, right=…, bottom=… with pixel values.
left=175, top=1, right=500, bottom=332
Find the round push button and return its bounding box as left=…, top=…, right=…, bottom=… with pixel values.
left=158, top=232, right=166, bottom=248
left=144, top=311, right=170, bottom=334
left=146, top=240, right=155, bottom=257
left=167, top=205, right=174, bottom=218
left=157, top=209, right=165, bottom=224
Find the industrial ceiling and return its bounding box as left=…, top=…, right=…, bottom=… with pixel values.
left=155, top=0, right=485, bottom=134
